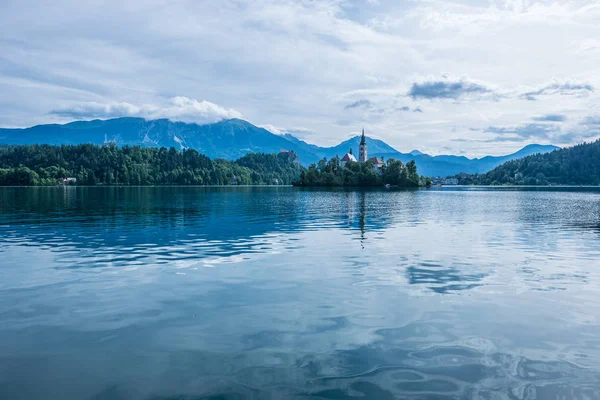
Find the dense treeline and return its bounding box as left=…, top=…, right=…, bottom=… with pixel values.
left=0, top=144, right=303, bottom=186
left=293, top=156, right=428, bottom=187
left=452, top=140, right=600, bottom=185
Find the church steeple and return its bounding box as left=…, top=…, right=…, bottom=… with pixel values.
left=359, top=128, right=367, bottom=163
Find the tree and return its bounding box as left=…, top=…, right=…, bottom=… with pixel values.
left=86, top=170, right=97, bottom=186
left=293, top=156, right=421, bottom=187
left=0, top=145, right=304, bottom=186
left=451, top=140, right=600, bottom=186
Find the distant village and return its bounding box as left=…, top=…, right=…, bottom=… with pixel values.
left=431, top=177, right=458, bottom=186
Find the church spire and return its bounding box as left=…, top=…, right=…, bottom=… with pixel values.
left=359, top=127, right=367, bottom=163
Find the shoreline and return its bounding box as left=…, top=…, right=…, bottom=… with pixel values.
left=1, top=184, right=599, bottom=189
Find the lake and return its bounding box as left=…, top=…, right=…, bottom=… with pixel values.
left=1, top=186, right=600, bottom=399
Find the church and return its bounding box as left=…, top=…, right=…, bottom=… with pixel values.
left=340, top=129, right=385, bottom=173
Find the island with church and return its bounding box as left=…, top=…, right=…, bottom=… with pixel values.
left=293, top=129, right=430, bottom=187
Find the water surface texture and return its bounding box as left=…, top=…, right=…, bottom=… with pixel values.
left=1, top=187, right=600, bottom=399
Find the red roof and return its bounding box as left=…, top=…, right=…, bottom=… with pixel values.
left=368, top=157, right=384, bottom=165
left=341, top=153, right=357, bottom=162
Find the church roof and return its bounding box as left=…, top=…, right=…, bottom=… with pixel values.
left=360, top=128, right=366, bottom=146
left=341, top=153, right=357, bottom=162
left=368, top=156, right=384, bottom=165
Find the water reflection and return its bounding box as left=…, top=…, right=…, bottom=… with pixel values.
left=1, top=187, right=600, bottom=399
left=405, top=262, right=487, bottom=294
left=0, top=188, right=397, bottom=270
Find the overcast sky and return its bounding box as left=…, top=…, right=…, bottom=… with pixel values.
left=1, top=0, right=599, bottom=156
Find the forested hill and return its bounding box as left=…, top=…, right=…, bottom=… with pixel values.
left=455, top=140, right=600, bottom=185
left=0, top=144, right=303, bottom=186
left=0, top=117, right=558, bottom=175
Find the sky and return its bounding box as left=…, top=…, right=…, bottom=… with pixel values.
left=1, top=0, right=600, bottom=156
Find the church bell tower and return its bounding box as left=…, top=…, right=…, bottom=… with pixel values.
left=359, top=128, right=367, bottom=163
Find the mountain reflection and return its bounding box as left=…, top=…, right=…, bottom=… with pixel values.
left=2, top=187, right=600, bottom=399
left=0, top=187, right=395, bottom=249
left=2, top=187, right=599, bottom=295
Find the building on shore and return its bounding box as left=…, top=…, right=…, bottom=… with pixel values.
left=431, top=177, right=458, bottom=186
left=57, top=177, right=77, bottom=185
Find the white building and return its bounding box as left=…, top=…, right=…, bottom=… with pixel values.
left=340, top=129, right=385, bottom=172
left=57, top=177, right=77, bottom=185
left=368, top=157, right=385, bottom=174
left=340, top=152, right=357, bottom=168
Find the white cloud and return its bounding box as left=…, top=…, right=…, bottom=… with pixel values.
left=576, top=39, right=600, bottom=53
left=406, top=1, right=600, bottom=33
left=520, top=80, right=594, bottom=101
left=156, top=97, right=243, bottom=123
left=0, top=0, right=599, bottom=156
left=257, top=124, right=284, bottom=135
left=51, top=102, right=143, bottom=119
left=257, top=124, right=315, bottom=139
left=50, top=97, right=243, bottom=124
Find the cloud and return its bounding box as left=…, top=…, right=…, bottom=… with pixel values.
left=2, top=0, right=600, bottom=155
left=50, top=97, right=243, bottom=124
left=483, top=118, right=600, bottom=144
left=556, top=126, right=600, bottom=143
left=283, top=127, right=315, bottom=140
left=257, top=124, right=313, bottom=138
left=576, top=39, right=600, bottom=53
left=521, top=82, right=594, bottom=101
left=50, top=102, right=143, bottom=119
left=558, top=115, right=600, bottom=142
left=394, top=105, right=424, bottom=113
left=581, top=116, right=600, bottom=125
left=257, top=124, right=283, bottom=135
left=532, top=114, right=567, bottom=122
left=408, top=79, right=492, bottom=100
left=394, top=1, right=600, bottom=34
left=344, top=99, right=372, bottom=109
left=485, top=123, right=559, bottom=140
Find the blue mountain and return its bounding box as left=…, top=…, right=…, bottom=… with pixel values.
left=280, top=132, right=557, bottom=175
left=0, top=117, right=320, bottom=164
left=282, top=133, right=398, bottom=160
left=0, top=118, right=559, bottom=176
left=372, top=144, right=559, bottom=177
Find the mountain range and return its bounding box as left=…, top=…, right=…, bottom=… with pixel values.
left=0, top=117, right=559, bottom=177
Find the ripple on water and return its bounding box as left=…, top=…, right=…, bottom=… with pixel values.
left=1, top=187, right=600, bottom=399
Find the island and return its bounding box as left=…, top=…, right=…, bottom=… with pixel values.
left=292, top=130, right=430, bottom=188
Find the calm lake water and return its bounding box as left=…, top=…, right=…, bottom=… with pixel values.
left=1, top=186, right=600, bottom=399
